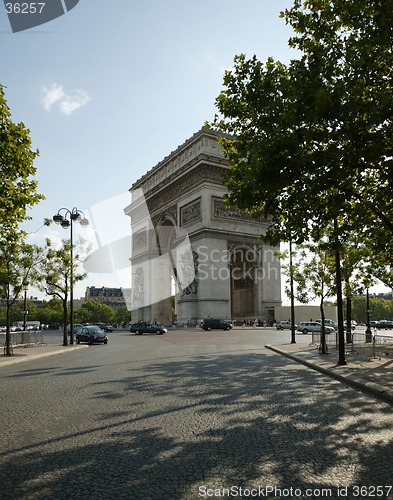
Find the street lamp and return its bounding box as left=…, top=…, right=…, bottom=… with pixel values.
left=53, top=207, right=89, bottom=345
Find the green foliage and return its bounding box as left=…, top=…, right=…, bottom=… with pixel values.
left=36, top=298, right=64, bottom=325
left=0, top=84, right=44, bottom=353
left=211, top=0, right=393, bottom=261
left=291, top=242, right=336, bottom=304
left=10, top=300, right=38, bottom=324
left=33, top=238, right=86, bottom=301
left=114, top=305, right=131, bottom=325
left=75, top=300, right=114, bottom=324
left=33, top=238, right=87, bottom=343
left=351, top=295, right=393, bottom=324
left=0, top=84, right=44, bottom=232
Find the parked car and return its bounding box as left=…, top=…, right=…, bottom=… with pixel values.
left=276, top=321, right=296, bottom=330
left=76, top=325, right=108, bottom=345
left=93, top=322, right=114, bottom=332
left=130, top=322, right=167, bottom=335
left=316, top=319, right=337, bottom=330
left=296, top=321, right=335, bottom=335
left=344, top=320, right=357, bottom=330
left=67, top=323, right=84, bottom=336
left=202, top=318, right=232, bottom=331
left=376, top=320, right=393, bottom=329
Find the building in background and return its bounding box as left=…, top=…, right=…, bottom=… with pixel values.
left=85, top=286, right=127, bottom=307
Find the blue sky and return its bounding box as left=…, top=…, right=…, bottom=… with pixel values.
left=2, top=0, right=297, bottom=300
left=5, top=0, right=350, bottom=303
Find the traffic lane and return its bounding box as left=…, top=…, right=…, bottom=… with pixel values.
left=0, top=330, right=392, bottom=499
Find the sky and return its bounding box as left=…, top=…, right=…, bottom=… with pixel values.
left=2, top=1, right=387, bottom=304
left=1, top=0, right=298, bottom=301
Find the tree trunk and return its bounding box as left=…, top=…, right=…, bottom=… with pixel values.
left=319, top=298, right=328, bottom=354
left=346, top=292, right=352, bottom=343
left=5, top=287, right=13, bottom=356
left=334, top=219, right=347, bottom=366
left=62, top=298, right=68, bottom=347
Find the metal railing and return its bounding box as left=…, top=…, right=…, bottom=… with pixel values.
left=1, top=331, right=46, bottom=353
left=311, top=330, right=393, bottom=360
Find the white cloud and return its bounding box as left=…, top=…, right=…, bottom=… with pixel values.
left=41, top=83, right=90, bottom=115
left=41, top=83, right=65, bottom=111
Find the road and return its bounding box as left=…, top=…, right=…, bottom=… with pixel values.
left=0, top=328, right=392, bottom=500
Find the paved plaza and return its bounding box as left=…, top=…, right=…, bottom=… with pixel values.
left=0, top=328, right=392, bottom=499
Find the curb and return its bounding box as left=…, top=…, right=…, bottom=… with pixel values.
left=265, top=344, right=393, bottom=406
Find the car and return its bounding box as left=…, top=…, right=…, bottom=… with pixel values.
left=76, top=325, right=108, bottom=345
left=67, top=323, right=84, bottom=336
left=344, top=320, right=357, bottom=330
left=376, top=320, right=393, bottom=329
left=316, top=319, right=337, bottom=330
left=202, top=318, right=232, bottom=331
left=93, top=322, right=114, bottom=332
left=296, top=321, right=335, bottom=335
left=130, top=322, right=167, bottom=335
left=276, top=321, right=296, bottom=330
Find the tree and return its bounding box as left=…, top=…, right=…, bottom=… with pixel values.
left=11, top=300, right=38, bottom=324
left=36, top=298, right=64, bottom=326
left=33, top=238, right=86, bottom=346
left=114, top=305, right=131, bottom=326
left=211, top=0, right=393, bottom=364
left=0, top=241, right=44, bottom=354
left=289, top=242, right=336, bottom=354
left=75, top=300, right=115, bottom=324
left=0, top=84, right=43, bottom=229
left=0, top=84, right=44, bottom=355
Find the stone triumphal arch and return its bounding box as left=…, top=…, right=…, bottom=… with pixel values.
left=124, top=128, right=281, bottom=325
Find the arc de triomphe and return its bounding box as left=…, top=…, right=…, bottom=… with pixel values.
left=124, top=128, right=281, bottom=325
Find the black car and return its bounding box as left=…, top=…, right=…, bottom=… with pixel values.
left=93, top=322, right=114, bottom=332
left=202, top=318, right=232, bottom=331
left=377, top=320, right=393, bottom=329
left=130, top=322, right=167, bottom=335
left=76, top=325, right=108, bottom=345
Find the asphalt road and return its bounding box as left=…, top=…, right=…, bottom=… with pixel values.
left=0, top=328, right=392, bottom=500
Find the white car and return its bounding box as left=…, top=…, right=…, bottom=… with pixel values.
left=276, top=321, right=296, bottom=330
left=316, top=319, right=337, bottom=330
left=297, top=321, right=335, bottom=335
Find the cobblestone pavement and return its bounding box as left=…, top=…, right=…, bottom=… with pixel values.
left=0, top=328, right=392, bottom=500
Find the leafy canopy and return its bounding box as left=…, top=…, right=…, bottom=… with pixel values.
left=0, top=84, right=44, bottom=233
left=211, top=0, right=393, bottom=250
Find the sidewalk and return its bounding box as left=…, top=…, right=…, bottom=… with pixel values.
left=0, top=343, right=88, bottom=367
left=266, top=342, right=393, bottom=405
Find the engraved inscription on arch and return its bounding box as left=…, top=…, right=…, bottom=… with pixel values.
left=180, top=198, right=202, bottom=227
left=212, top=197, right=253, bottom=221
left=133, top=229, right=147, bottom=249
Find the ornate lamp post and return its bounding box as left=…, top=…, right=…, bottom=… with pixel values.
left=53, top=207, right=89, bottom=345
